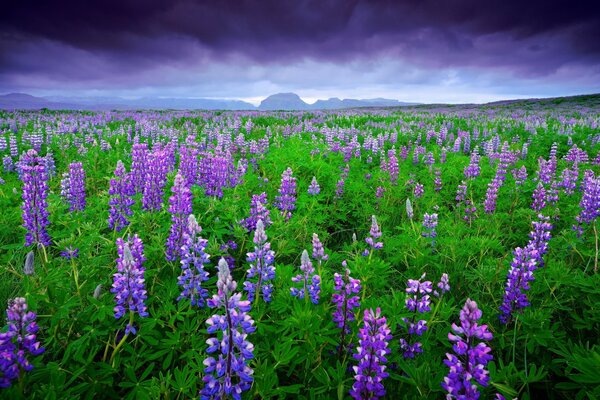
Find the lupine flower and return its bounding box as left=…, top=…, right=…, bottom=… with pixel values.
left=201, top=258, right=255, bottom=399
left=350, top=308, right=392, bottom=400
left=434, top=168, right=442, bottom=192
left=499, top=246, right=538, bottom=324
left=400, top=274, right=432, bottom=358
left=456, top=182, right=467, bottom=205
left=179, top=145, right=199, bottom=187
left=112, top=235, right=148, bottom=335
left=61, top=162, right=86, bottom=212
left=513, top=166, right=527, bottom=187
left=240, top=192, right=271, bottom=232
left=528, top=215, right=553, bottom=267
left=332, top=265, right=361, bottom=354
left=414, top=183, right=424, bottom=198
left=531, top=182, right=547, bottom=212
left=434, top=273, right=451, bottom=297
left=312, top=233, right=329, bottom=266
left=142, top=148, right=170, bottom=211
left=243, top=220, right=276, bottom=303
left=274, top=167, right=297, bottom=220
left=291, top=250, right=321, bottom=304
left=177, top=215, right=210, bottom=307
left=21, top=149, right=51, bottom=247
left=130, top=143, right=149, bottom=194
left=108, top=160, right=135, bottom=232
left=574, top=171, right=600, bottom=235
left=23, top=251, right=35, bottom=276
left=464, top=152, right=481, bottom=179
left=406, top=198, right=414, bottom=220
left=365, top=215, right=383, bottom=254
left=60, top=246, right=79, bottom=260
left=422, top=213, right=439, bottom=248
left=388, top=152, right=399, bottom=184
left=442, top=299, right=493, bottom=400
left=308, top=176, right=320, bottom=195
left=165, top=173, right=193, bottom=261
left=484, top=179, right=500, bottom=214
left=0, top=297, right=45, bottom=388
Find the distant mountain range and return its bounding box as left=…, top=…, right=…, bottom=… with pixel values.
left=0, top=92, right=420, bottom=111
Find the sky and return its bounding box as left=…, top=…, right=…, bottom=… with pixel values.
left=1, top=0, right=600, bottom=104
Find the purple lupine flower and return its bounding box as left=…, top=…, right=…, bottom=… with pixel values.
left=240, top=192, right=271, bottom=232
left=512, top=165, right=527, bottom=187
left=312, top=233, right=329, bottom=266
left=499, top=245, right=538, bottom=324
left=179, top=145, right=199, bottom=187
left=290, top=250, right=321, bottom=304
left=434, top=168, right=442, bottom=192
left=528, top=215, right=553, bottom=268
left=464, top=152, right=481, bottom=179
left=243, top=220, right=276, bottom=303
left=388, top=152, right=399, bottom=185
left=365, top=215, right=383, bottom=255
left=108, top=160, right=135, bottom=232
left=531, top=182, right=547, bottom=212
left=484, top=179, right=500, bottom=214
left=3, top=155, right=14, bottom=173
left=442, top=299, right=493, bottom=400
left=434, top=273, right=451, bottom=297
left=130, top=143, right=149, bottom=194
left=574, top=171, right=600, bottom=235
left=201, top=258, right=255, bottom=399
left=177, top=215, right=210, bottom=307
left=400, top=273, right=432, bottom=359
left=335, top=178, right=346, bottom=198
left=165, top=173, right=193, bottom=261
left=350, top=308, right=392, bottom=400
left=422, top=213, right=438, bottom=248
left=60, top=246, right=79, bottom=260
left=308, top=176, right=320, bottom=195
left=414, top=183, right=424, bottom=199
left=142, top=148, right=169, bottom=211
left=456, top=182, right=467, bottom=205
left=332, top=265, right=361, bottom=355
left=21, top=149, right=51, bottom=247
left=112, top=235, right=148, bottom=335
left=0, top=297, right=45, bottom=388
left=62, top=162, right=86, bottom=212
left=274, top=167, right=297, bottom=221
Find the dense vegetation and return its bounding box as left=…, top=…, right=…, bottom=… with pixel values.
left=1, top=98, right=600, bottom=399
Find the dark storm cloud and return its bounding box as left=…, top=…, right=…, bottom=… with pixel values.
left=0, top=0, right=599, bottom=97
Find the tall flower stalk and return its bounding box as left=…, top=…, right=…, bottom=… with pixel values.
left=165, top=173, right=193, bottom=261
left=177, top=215, right=210, bottom=307
left=332, top=265, right=361, bottom=358
left=108, top=160, right=135, bottom=232
left=243, top=220, right=276, bottom=305
left=274, top=167, right=297, bottom=221
left=291, top=250, right=321, bottom=304
left=0, top=297, right=45, bottom=388
left=442, top=299, right=493, bottom=400
left=21, top=149, right=51, bottom=249
left=350, top=308, right=392, bottom=400
left=201, top=258, right=255, bottom=399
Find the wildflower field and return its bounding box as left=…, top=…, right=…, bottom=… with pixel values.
left=1, top=96, right=600, bottom=399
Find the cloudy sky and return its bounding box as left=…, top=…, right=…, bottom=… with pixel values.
left=1, top=0, right=599, bottom=104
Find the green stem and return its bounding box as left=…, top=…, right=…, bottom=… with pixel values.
left=110, top=311, right=134, bottom=366
left=71, top=259, right=81, bottom=298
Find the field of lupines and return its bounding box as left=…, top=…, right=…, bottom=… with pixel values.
left=1, top=97, right=600, bottom=399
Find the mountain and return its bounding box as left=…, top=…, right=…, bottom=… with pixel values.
left=258, top=92, right=311, bottom=110
left=1, top=92, right=421, bottom=111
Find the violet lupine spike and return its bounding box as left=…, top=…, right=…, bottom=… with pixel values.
left=442, top=299, right=494, bottom=400
left=142, top=148, right=169, bottom=212
left=422, top=213, right=439, bottom=249
left=165, top=173, right=193, bottom=261
left=177, top=215, right=210, bottom=307
left=290, top=250, right=321, bottom=304
left=108, top=160, right=135, bottom=232
left=130, top=143, right=149, bottom=194
left=434, top=273, right=451, bottom=297
left=21, top=149, right=51, bottom=247
left=312, top=233, right=329, bottom=266
left=65, top=162, right=86, bottom=212
left=201, top=258, right=255, bottom=400
left=365, top=215, right=383, bottom=255
left=308, top=176, right=320, bottom=195
left=414, top=183, right=424, bottom=198
left=574, top=170, right=600, bottom=235
left=112, top=235, right=148, bottom=335
left=240, top=192, right=271, bottom=232
left=0, top=297, right=45, bottom=388
left=332, top=266, right=361, bottom=354
left=400, top=273, right=432, bottom=359
left=531, top=182, right=547, bottom=212
left=350, top=308, right=392, bottom=400
left=484, top=179, right=500, bottom=214
left=243, top=220, right=276, bottom=303
left=499, top=245, right=538, bottom=325
left=274, top=167, right=297, bottom=221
